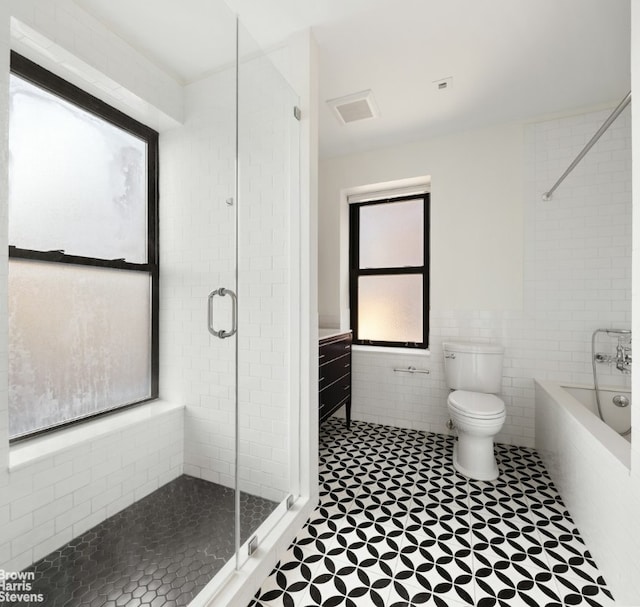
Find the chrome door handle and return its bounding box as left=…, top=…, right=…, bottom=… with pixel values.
left=207, top=287, right=237, bottom=339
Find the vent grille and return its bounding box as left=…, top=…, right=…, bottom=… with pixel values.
left=327, top=90, right=379, bottom=125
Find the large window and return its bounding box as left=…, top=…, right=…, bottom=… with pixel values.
left=8, top=52, right=159, bottom=440
left=349, top=193, right=429, bottom=348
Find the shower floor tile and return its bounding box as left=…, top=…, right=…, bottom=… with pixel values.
left=249, top=418, right=616, bottom=607
left=7, top=475, right=277, bottom=607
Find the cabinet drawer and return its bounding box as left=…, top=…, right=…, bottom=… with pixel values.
left=320, top=372, right=350, bottom=406
left=319, top=338, right=351, bottom=366
left=319, top=373, right=350, bottom=416
left=319, top=392, right=350, bottom=422
left=319, top=353, right=351, bottom=391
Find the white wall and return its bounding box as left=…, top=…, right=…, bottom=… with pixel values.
left=160, top=53, right=297, bottom=503
left=320, top=123, right=525, bottom=323
left=320, top=105, right=632, bottom=448
left=159, top=69, right=237, bottom=489
left=524, top=107, right=632, bottom=391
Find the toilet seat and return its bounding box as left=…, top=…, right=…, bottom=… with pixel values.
left=448, top=390, right=505, bottom=419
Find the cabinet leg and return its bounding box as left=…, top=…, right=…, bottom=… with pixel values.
left=346, top=400, right=351, bottom=430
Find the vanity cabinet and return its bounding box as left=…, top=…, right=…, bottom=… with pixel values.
left=319, top=331, right=352, bottom=428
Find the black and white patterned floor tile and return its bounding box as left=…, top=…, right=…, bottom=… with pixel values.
left=249, top=419, right=616, bottom=607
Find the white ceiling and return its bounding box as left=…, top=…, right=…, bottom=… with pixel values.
left=73, top=0, right=631, bottom=158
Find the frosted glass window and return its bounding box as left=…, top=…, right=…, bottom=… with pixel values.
left=349, top=193, right=429, bottom=348
left=9, top=260, right=152, bottom=438
left=8, top=54, right=159, bottom=440
left=359, top=199, right=424, bottom=268
left=9, top=74, right=148, bottom=263
left=358, top=275, right=423, bottom=343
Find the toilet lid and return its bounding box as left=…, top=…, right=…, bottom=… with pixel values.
left=448, top=390, right=505, bottom=418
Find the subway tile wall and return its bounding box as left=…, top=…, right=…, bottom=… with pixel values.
left=160, top=57, right=296, bottom=503
left=0, top=407, right=183, bottom=573
left=349, top=106, right=632, bottom=448
left=159, top=69, right=237, bottom=489
left=237, top=56, right=297, bottom=502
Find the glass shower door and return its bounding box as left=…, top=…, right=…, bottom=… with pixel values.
left=234, top=19, right=301, bottom=568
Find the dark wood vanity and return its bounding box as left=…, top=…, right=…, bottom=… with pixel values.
left=319, top=330, right=352, bottom=428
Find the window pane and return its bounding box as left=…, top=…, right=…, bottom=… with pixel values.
left=8, top=75, right=148, bottom=263
left=9, top=260, right=151, bottom=438
left=359, top=199, right=423, bottom=268
left=358, top=274, right=423, bottom=343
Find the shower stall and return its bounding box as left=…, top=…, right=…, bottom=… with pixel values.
left=159, top=9, right=304, bottom=603
left=1, top=2, right=309, bottom=606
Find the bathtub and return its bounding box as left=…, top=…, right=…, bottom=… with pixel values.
left=561, top=384, right=631, bottom=440
left=535, top=380, right=630, bottom=469
left=535, top=379, right=634, bottom=601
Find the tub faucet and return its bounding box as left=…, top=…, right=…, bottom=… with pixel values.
left=616, top=342, right=632, bottom=374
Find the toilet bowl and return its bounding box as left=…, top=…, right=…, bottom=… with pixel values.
left=447, top=390, right=505, bottom=481
left=442, top=341, right=505, bottom=481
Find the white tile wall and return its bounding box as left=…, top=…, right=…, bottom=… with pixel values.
left=160, top=54, right=298, bottom=503
left=159, top=67, right=237, bottom=490
left=349, top=106, right=632, bottom=448
left=238, top=55, right=298, bottom=502
left=0, top=405, right=183, bottom=572
left=524, top=107, right=632, bottom=391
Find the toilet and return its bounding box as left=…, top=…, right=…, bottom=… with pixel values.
left=443, top=341, right=505, bottom=481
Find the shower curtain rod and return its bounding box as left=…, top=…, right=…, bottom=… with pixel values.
left=542, top=90, right=631, bottom=201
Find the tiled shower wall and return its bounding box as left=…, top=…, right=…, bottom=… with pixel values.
left=237, top=55, right=297, bottom=501
left=350, top=106, right=632, bottom=447
left=159, top=68, right=237, bottom=488
left=160, top=56, right=296, bottom=503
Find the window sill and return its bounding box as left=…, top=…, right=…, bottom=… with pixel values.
left=9, top=400, right=184, bottom=471
left=353, top=345, right=431, bottom=356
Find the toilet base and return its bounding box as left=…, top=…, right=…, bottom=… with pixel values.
left=453, top=439, right=499, bottom=481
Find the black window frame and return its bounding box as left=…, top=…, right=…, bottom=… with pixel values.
left=349, top=193, right=430, bottom=349
left=8, top=51, right=159, bottom=442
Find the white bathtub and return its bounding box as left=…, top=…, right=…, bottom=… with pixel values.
left=561, top=384, right=631, bottom=439
left=535, top=379, right=635, bottom=602
left=536, top=381, right=630, bottom=468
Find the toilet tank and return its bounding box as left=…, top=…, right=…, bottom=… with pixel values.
left=443, top=341, right=504, bottom=393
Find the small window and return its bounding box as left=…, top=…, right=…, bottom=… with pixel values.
left=349, top=193, right=430, bottom=348
left=8, top=52, right=159, bottom=440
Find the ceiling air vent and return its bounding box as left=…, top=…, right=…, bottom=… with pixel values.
left=327, top=90, right=379, bottom=125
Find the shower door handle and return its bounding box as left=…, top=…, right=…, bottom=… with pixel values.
left=207, top=287, right=237, bottom=339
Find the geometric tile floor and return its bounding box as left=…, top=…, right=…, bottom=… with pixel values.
left=249, top=418, right=615, bottom=607
left=6, top=475, right=277, bottom=607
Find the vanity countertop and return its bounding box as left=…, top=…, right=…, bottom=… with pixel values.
left=319, top=328, right=352, bottom=341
